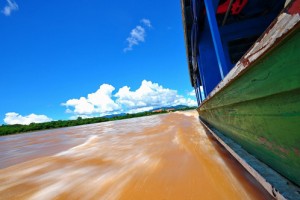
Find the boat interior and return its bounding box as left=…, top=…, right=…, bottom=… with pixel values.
left=182, top=0, right=287, bottom=103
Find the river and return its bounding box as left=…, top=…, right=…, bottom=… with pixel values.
left=0, top=111, right=272, bottom=199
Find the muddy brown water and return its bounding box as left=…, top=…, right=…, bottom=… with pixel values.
left=0, top=111, right=272, bottom=199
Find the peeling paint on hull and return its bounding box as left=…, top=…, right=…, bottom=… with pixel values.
left=198, top=20, right=300, bottom=188
left=203, top=12, right=300, bottom=101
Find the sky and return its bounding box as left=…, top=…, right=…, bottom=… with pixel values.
left=0, top=0, right=197, bottom=125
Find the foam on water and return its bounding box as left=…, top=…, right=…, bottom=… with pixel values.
left=0, top=111, right=271, bottom=199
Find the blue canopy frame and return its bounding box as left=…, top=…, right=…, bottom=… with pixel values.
left=182, top=0, right=285, bottom=105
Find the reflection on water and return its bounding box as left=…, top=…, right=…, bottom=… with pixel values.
left=0, top=111, right=271, bottom=199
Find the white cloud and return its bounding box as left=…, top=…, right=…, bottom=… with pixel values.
left=116, top=80, right=177, bottom=108
left=124, top=26, right=145, bottom=52
left=63, top=97, right=95, bottom=115
left=62, top=84, right=120, bottom=116
left=141, top=18, right=152, bottom=28
left=2, top=0, right=18, bottom=16
left=115, top=80, right=197, bottom=110
left=124, top=18, right=152, bottom=52
left=188, top=90, right=196, bottom=97
left=200, top=86, right=205, bottom=99
left=62, top=80, right=197, bottom=118
left=4, top=112, right=52, bottom=125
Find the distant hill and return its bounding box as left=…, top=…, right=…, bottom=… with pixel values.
left=104, top=105, right=195, bottom=118
left=150, top=105, right=195, bottom=112
left=103, top=113, right=126, bottom=118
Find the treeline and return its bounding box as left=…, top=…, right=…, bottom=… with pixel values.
left=0, top=111, right=167, bottom=136
left=0, top=107, right=196, bottom=136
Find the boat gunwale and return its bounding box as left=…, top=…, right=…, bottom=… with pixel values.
left=198, top=6, right=300, bottom=108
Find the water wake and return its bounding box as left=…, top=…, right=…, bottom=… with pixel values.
left=0, top=111, right=271, bottom=199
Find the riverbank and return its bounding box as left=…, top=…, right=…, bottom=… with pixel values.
left=0, top=107, right=196, bottom=136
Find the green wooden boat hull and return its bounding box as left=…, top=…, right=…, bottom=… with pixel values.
left=198, top=28, right=300, bottom=186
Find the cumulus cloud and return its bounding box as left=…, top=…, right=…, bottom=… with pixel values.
left=2, top=0, right=18, bottom=16
left=124, top=18, right=152, bottom=52
left=62, top=80, right=197, bottom=118
left=116, top=80, right=179, bottom=108
left=188, top=87, right=204, bottom=103
left=62, top=84, right=120, bottom=116
left=115, top=80, right=197, bottom=110
left=4, top=112, right=52, bottom=125
left=188, top=90, right=196, bottom=97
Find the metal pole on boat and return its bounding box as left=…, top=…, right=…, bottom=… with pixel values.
left=203, top=0, right=229, bottom=79
left=222, top=0, right=234, bottom=26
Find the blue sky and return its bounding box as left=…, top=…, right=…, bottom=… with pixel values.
left=0, top=0, right=196, bottom=125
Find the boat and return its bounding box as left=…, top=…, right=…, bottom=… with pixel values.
left=181, top=0, right=300, bottom=198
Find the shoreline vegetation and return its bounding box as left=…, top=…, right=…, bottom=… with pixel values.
left=0, top=106, right=196, bottom=136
